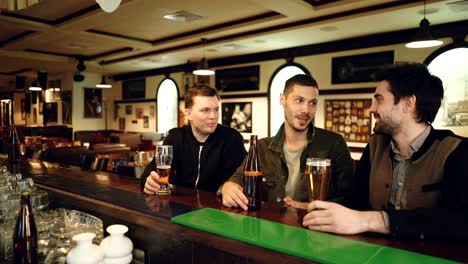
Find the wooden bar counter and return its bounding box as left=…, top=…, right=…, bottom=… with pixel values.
left=19, top=158, right=468, bottom=263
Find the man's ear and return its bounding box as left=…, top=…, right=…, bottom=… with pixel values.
left=402, top=95, right=416, bottom=113
left=184, top=108, right=191, bottom=120
left=280, top=93, right=285, bottom=106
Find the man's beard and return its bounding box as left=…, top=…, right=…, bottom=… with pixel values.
left=373, top=119, right=400, bottom=135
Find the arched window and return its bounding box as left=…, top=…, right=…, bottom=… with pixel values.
left=268, top=63, right=309, bottom=136
left=426, top=44, right=468, bottom=134
left=157, top=78, right=179, bottom=133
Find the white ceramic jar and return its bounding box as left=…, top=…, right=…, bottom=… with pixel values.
left=66, top=232, right=104, bottom=264
left=100, top=224, right=133, bottom=264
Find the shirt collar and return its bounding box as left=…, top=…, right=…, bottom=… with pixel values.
left=390, top=125, right=431, bottom=159
left=269, top=123, right=315, bottom=153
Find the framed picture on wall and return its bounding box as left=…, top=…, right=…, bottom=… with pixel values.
left=125, top=105, right=132, bottom=115
left=135, top=107, right=144, bottom=119
left=83, top=88, right=102, bottom=118
left=331, top=51, right=394, bottom=84
left=122, top=79, right=146, bottom=99
left=149, top=105, right=155, bottom=118
left=216, top=65, right=259, bottom=92
left=221, top=102, right=252, bottom=133
left=324, top=99, right=372, bottom=143
left=114, top=104, right=120, bottom=121
left=45, top=102, right=58, bottom=123
left=143, top=116, right=149, bottom=128
left=21, top=99, right=26, bottom=120
left=119, top=117, right=125, bottom=130
left=62, top=90, right=72, bottom=124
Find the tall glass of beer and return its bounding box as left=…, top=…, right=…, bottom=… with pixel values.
left=305, top=158, right=331, bottom=201
left=155, top=145, right=173, bottom=195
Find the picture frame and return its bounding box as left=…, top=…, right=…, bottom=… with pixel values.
left=122, top=78, right=146, bottom=100
left=143, top=116, right=149, bottom=128
left=125, top=105, right=132, bottom=115
left=216, top=65, right=260, bottom=92
left=324, top=99, right=372, bottom=144
left=20, top=99, right=26, bottom=120
left=83, top=88, right=103, bottom=118
left=61, top=90, right=72, bottom=124
left=149, top=105, right=155, bottom=118
left=119, top=117, right=126, bottom=130
left=331, top=51, right=394, bottom=84
left=135, top=107, right=144, bottom=119
left=114, top=104, right=120, bottom=121
left=32, top=107, right=37, bottom=124
left=316, top=91, right=375, bottom=149
left=45, top=102, right=58, bottom=123
left=221, top=102, right=252, bottom=133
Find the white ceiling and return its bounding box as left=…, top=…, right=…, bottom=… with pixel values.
left=0, top=0, right=467, bottom=88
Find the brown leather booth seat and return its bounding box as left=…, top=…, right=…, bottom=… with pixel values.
left=80, top=147, right=132, bottom=169
left=109, top=133, right=141, bottom=151
left=15, top=125, right=73, bottom=143
left=44, top=146, right=89, bottom=167
left=74, top=130, right=122, bottom=145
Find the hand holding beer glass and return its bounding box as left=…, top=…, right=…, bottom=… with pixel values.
left=155, top=145, right=173, bottom=195
left=305, top=158, right=331, bottom=201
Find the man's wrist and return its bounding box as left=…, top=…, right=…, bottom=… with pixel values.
left=364, top=211, right=391, bottom=234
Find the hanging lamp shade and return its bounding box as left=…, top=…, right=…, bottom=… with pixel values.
left=405, top=1, right=443, bottom=49
left=96, top=76, right=112, bottom=88
left=193, top=58, right=214, bottom=76
left=29, top=80, right=42, bottom=91
left=405, top=18, right=443, bottom=48
left=96, top=0, right=121, bottom=13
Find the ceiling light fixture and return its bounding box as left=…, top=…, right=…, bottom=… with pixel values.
left=405, top=0, right=443, bottom=49
left=96, top=76, right=112, bottom=88
left=96, top=0, right=121, bottom=13
left=193, top=38, right=214, bottom=76
left=29, top=80, right=42, bottom=91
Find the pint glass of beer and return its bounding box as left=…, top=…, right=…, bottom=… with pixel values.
left=155, top=145, right=173, bottom=195
left=305, top=158, right=331, bottom=201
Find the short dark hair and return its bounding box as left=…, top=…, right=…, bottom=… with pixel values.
left=374, top=62, right=443, bottom=124
left=184, top=85, right=219, bottom=109
left=283, top=74, right=319, bottom=96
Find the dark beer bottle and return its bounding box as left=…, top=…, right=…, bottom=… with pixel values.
left=13, top=189, right=38, bottom=264
left=243, top=135, right=263, bottom=210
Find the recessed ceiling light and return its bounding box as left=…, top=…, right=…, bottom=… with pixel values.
left=219, top=43, right=244, bottom=50
left=163, top=11, right=202, bottom=22
left=319, top=26, right=338, bottom=32
left=69, top=43, right=86, bottom=49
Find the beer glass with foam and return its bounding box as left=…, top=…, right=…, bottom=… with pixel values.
left=155, top=145, right=173, bottom=195
left=305, top=158, right=331, bottom=201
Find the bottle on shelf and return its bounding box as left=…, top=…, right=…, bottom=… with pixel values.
left=243, top=135, right=263, bottom=210
left=7, top=124, right=22, bottom=179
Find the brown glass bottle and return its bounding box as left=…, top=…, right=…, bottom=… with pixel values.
left=243, top=135, right=263, bottom=210
left=13, top=192, right=38, bottom=264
